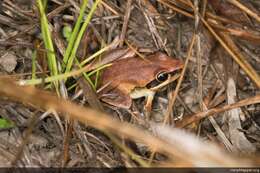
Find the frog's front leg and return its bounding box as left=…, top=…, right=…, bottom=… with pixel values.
left=130, top=88, right=155, bottom=120
left=144, top=91, right=155, bottom=119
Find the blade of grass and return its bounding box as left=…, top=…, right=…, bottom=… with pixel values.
left=62, top=0, right=89, bottom=68
left=20, top=43, right=114, bottom=86
left=77, top=40, right=116, bottom=90
left=43, top=0, right=47, bottom=8
left=75, top=59, right=96, bottom=90
left=80, top=44, right=111, bottom=66
left=64, top=0, right=102, bottom=73
left=94, top=62, right=101, bottom=89
left=0, top=118, right=14, bottom=129
left=37, top=0, right=59, bottom=88
left=19, top=63, right=111, bottom=86
left=94, top=41, right=106, bottom=89
left=75, top=39, right=121, bottom=88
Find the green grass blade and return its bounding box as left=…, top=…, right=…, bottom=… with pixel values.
left=94, top=41, right=105, bottom=88
left=62, top=0, right=89, bottom=68
left=0, top=118, right=14, bottom=129
left=75, top=59, right=96, bottom=89
left=19, top=63, right=111, bottom=86
left=64, top=0, right=102, bottom=73
left=37, top=0, right=59, bottom=88
left=80, top=44, right=111, bottom=66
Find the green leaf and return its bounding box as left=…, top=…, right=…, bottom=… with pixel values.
left=0, top=118, right=14, bottom=129
left=62, top=25, right=73, bottom=42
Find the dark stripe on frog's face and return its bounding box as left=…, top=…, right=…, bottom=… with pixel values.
left=146, top=69, right=181, bottom=89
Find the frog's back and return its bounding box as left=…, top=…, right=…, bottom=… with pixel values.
left=100, top=52, right=182, bottom=90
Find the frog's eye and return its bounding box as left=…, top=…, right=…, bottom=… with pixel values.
left=156, top=71, right=169, bottom=82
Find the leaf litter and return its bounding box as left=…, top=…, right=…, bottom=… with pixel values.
left=0, top=0, right=259, bottom=167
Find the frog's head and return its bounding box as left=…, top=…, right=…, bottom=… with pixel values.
left=145, top=52, right=183, bottom=89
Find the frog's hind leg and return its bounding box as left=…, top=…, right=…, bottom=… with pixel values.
left=100, top=91, right=132, bottom=109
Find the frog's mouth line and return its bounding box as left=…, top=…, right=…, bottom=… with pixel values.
left=146, top=73, right=180, bottom=91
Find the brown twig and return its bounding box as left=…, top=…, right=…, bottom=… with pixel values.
left=176, top=94, right=260, bottom=128
left=159, top=0, right=260, bottom=43
left=200, top=16, right=260, bottom=88
left=226, top=0, right=260, bottom=23
left=119, top=0, right=133, bottom=47
left=164, top=34, right=196, bottom=124
left=100, top=1, right=120, bottom=15
left=158, top=0, right=194, bottom=18
left=207, top=23, right=260, bottom=44
left=0, top=78, right=195, bottom=166
left=0, top=78, right=252, bottom=166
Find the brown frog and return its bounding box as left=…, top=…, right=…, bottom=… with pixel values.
left=98, top=52, right=183, bottom=112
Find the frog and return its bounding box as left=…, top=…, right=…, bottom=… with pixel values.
left=98, top=52, right=183, bottom=114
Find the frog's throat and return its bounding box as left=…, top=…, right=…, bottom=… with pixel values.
left=130, top=88, right=155, bottom=99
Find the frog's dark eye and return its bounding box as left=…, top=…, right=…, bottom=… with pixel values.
left=156, top=71, right=169, bottom=82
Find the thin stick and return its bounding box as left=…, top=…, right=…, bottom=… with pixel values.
left=176, top=94, right=260, bottom=128
left=227, top=0, right=260, bottom=23
left=0, top=78, right=193, bottom=165
left=158, top=0, right=194, bottom=18
left=164, top=34, right=196, bottom=124
left=119, top=0, right=132, bottom=47
left=148, top=34, right=196, bottom=165
left=199, top=16, right=260, bottom=88
left=101, top=1, right=119, bottom=15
